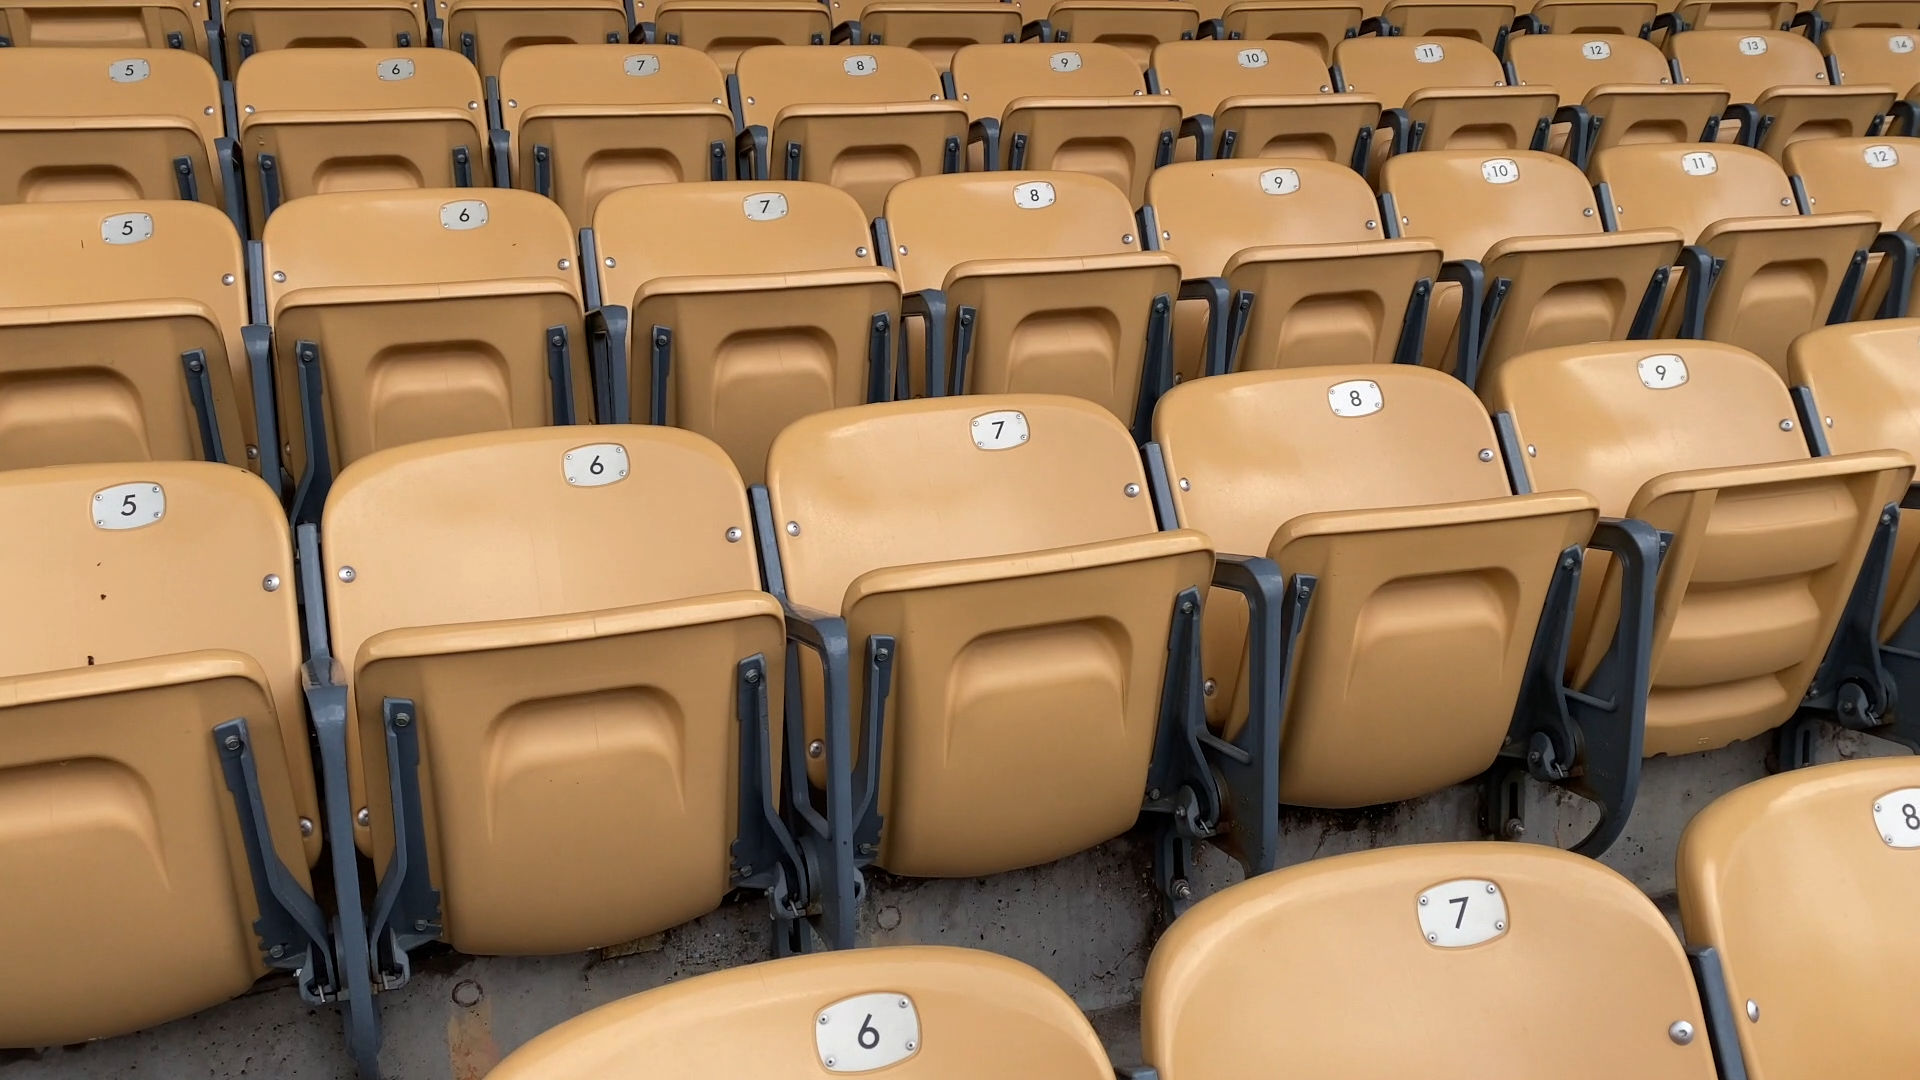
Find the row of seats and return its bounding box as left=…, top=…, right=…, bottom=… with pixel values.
left=489, top=754, right=1920, bottom=1077
left=9, top=326, right=1920, bottom=1074
left=12, top=28, right=1920, bottom=234
left=20, top=142, right=1915, bottom=501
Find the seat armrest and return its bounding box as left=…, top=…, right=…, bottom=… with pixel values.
left=1873, top=230, right=1919, bottom=318
left=1181, top=112, right=1216, bottom=159
left=969, top=116, right=1002, bottom=168
left=1439, top=259, right=1488, bottom=389
left=1179, top=275, right=1234, bottom=376
left=902, top=289, right=952, bottom=396
left=587, top=304, right=631, bottom=424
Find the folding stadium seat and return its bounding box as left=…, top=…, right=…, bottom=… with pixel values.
left=1379, top=149, right=1682, bottom=385
left=1143, top=159, right=1444, bottom=380
left=1785, top=135, right=1920, bottom=318
left=493, top=44, right=731, bottom=228
left=1026, top=0, right=1203, bottom=72
left=637, top=0, right=834, bottom=74
left=1504, top=32, right=1729, bottom=167
left=439, top=0, right=631, bottom=80
left=0, top=47, right=236, bottom=223
left=1484, top=339, right=1911, bottom=759
left=1787, top=318, right=1920, bottom=741
left=1151, top=367, right=1658, bottom=874
left=760, top=394, right=1213, bottom=932
left=1364, top=0, right=1517, bottom=46
left=0, top=200, right=253, bottom=470
left=1592, top=141, right=1878, bottom=372
left=835, top=0, right=1023, bottom=71
left=488, top=947, right=1117, bottom=1078
left=583, top=181, right=902, bottom=481
left=948, top=42, right=1178, bottom=203
left=1823, top=28, right=1920, bottom=110
left=256, top=188, right=591, bottom=521
left=1147, top=39, right=1379, bottom=165
left=879, top=171, right=1180, bottom=430
left=1515, top=0, right=1658, bottom=34
left=1678, top=758, right=1920, bottom=1077
left=1668, top=28, right=1894, bottom=154
left=1188, top=0, right=1362, bottom=63
left=0, top=0, right=214, bottom=58
left=0, top=461, right=342, bottom=1059
left=1804, top=0, right=1920, bottom=30
left=1332, top=36, right=1557, bottom=161
left=732, top=45, right=969, bottom=216
left=1141, top=844, right=1722, bottom=1079
left=223, top=0, right=429, bottom=72
left=318, top=423, right=806, bottom=977
left=234, top=48, right=489, bottom=233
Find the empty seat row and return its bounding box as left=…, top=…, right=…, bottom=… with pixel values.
left=488, top=754, right=1920, bottom=1077
left=12, top=326, right=1920, bottom=1073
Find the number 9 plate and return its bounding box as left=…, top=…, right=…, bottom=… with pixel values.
left=815, top=992, right=920, bottom=1073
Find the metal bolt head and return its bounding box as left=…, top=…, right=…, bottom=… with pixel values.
left=222, top=273, right=235, bottom=285
left=819, top=1015, right=831, bottom=1025
left=356, top=808, right=371, bottom=826
left=726, top=526, right=743, bottom=542
left=744, top=668, right=761, bottom=685
left=224, top=734, right=242, bottom=751
left=1419, top=895, right=1430, bottom=905
left=786, top=521, right=801, bottom=536
left=1178, top=477, right=1190, bottom=491
left=899, top=998, right=910, bottom=1009
left=1479, top=448, right=1495, bottom=461
left=558, top=258, right=571, bottom=270
left=808, top=739, right=825, bottom=759
left=272, top=270, right=286, bottom=282
left=1171, top=878, right=1191, bottom=899
left=414, top=918, right=430, bottom=931
left=1780, top=419, right=1794, bottom=431
left=898, top=245, right=908, bottom=255
left=1746, top=1000, right=1760, bottom=1022
left=299, top=817, right=314, bottom=836
left=605, top=257, right=616, bottom=267
left=1669, top=1020, right=1694, bottom=1045
left=337, top=566, right=356, bottom=582
left=1122, top=233, right=1134, bottom=244
left=1202, top=677, right=1216, bottom=697
left=1124, top=483, right=1141, bottom=497
left=269, top=944, right=285, bottom=958
left=1527, top=444, right=1537, bottom=456
left=394, top=712, right=411, bottom=727
left=856, top=246, right=868, bottom=257
left=1486, top=883, right=1497, bottom=894
left=263, top=573, right=281, bottom=592
left=1426, top=932, right=1439, bottom=942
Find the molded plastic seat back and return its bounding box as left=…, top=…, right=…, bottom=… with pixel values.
left=223, top=0, right=429, bottom=72
left=1506, top=33, right=1728, bottom=154
left=644, top=0, right=834, bottom=74
left=1148, top=39, right=1377, bottom=165
left=440, top=0, right=629, bottom=79
left=1670, top=29, right=1894, bottom=154
left=0, top=0, right=210, bottom=55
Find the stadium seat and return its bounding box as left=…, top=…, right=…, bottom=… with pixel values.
left=1151, top=367, right=1660, bottom=869
left=223, top=0, right=429, bottom=72
left=1668, top=28, right=1894, bottom=155
left=1593, top=141, right=1878, bottom=372
left=1677, top=758, right=1920, bottom=1078
left=1822, top=28, right=1920, bottom=109
left=488, top=947, right=1117, bottom=1078
left=0, top=461, right=335, bottom=1054
left=732, top=44, right=968, bottom=216
left=1504, top=32, right=1729, bottom=167
left=1332, top=36, right=1557, bottom=161
left=583, top=180, right=902, bottom=481
left=1379, top=148, right=1682, bottom=385
left=0, top=48, right=236, bottom=223
left=0, top=199, right=251, bottom=469
left=319, top=424, right=802, bottom=968
left=234, top=47, right=489, bottom=233
left=0, top=0, right=214, bottom=58
left=638, top=0, right=834, bottom=74
left=1189, top=0, right=1362, bottom=63
left=1368, top=0, right=1516, bottom=46
left=1028, top=0, right=1203, bottom=72
left=256, top=188, right=591, bottom=522
left=1143, top=159, right=1443, bottom=379
left=439, top=0, right=630, bottom=80
left=493, top=44, right=732, bottom=227
left=879, top=171, right=1180, bottom=432
left=835, top=0, right=1024, bottom=69
left=1803, top=0, right=1920, bottom=31
left=1787, top=318, right=1920, bottom=743
left=760, top=393, right=1213, bottom=929
left=1483, top=338, right=1912, bottom=758
left=1518, top=0, right=1658, bottom=34
left=948, top=42, right=1178, bottom=204
left=1146, top=38, right=1379, bottom=164
left=1785, top=135, right=1920, bottom=319
left=1142, top=843, right=1722, bottom=1080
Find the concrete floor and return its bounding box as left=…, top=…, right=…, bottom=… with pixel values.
left=2, top=722, right=1903, bottom=1079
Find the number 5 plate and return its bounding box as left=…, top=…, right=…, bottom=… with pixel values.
left=816, top=992, right=920, bottom=1073
left=1417, top=879, right=1507, bottom=948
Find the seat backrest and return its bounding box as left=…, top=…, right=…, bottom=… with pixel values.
left=0, top=461, right=300, bottom=714
left=1670, top=28, right=1833, bottom=101
left=1147, top=39, right=1338, bottom=116
left=1506, top=33, right=1676, bottom=100
left=1594, top=142, right=1794, bottom=243
left=488, top=946, right=1116, bottom=1079
left=1142, top=843, right=1718, bottom=1080
left=0, top=46, right=221, bottom=153
left=0, top=0, right=207, bottom=55
left=440, top=0, right=630, bottom=78
left=1152, top=365, right=1514, bottom=556
left=497, top=43, right=728, bottom=144
left=234, top=45, right=485, bottom=124
left=1677, top=758, right=1920, bottom=1079
left=1333, top=35, right=1509, bottom=109
left=948, top=42, right=1148, bottom=120
left=764, top=394, right=1160, bottom=612
left=736, top=44, right=946, bottom=128
left=1382, top=149, right=1603, bottom=261
left=1787, top=135, right=1920, bottom=227
left=1824, top=27, right=1920, bottom=92
left=323, top=424, right=760, bottom=667
left=882, top=170, right=1142, bottom=293
left=1146, top=158, right=1386, bottom=279
left=594, top=180, right=878, bottom=300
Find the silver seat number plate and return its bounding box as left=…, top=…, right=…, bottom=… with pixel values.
left=815, top=993, right=920, bottom=1073
left=1418, top=879, right=1508, bottom=948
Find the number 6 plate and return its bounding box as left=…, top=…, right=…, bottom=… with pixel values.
left=815, top=993, right=920, bottom=1073
left=1417, top=879, right=1507, bottom=948
left=563, top=443, right=628, bottom=486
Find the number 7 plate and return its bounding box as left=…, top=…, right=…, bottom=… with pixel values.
left=1417, top=879, right=1508, bottom=948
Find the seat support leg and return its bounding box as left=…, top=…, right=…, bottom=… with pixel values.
left=545, top=324, right=576, bottom=425
left=288, top=340, right=332, bottom=525
left=366, top=696, right=443, bottom=990
left=173, top=155, right=199, bottom=202
left=730, top=654, right=812, bottom=957
left=180, top=348, right=224, bottom=463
